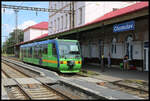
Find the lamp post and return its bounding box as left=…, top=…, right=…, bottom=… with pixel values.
left=14, top=9, right=19, bottom=57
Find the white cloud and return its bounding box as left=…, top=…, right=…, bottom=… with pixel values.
left=1, top=8, right=14, bottom=14
left=2, top=24, right=13, bottom=33
left=18, top=20, right=37, bottom=30
left=2, top=20, right=37, bottom=37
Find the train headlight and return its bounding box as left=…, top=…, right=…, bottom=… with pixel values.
left=75, top=61, right=81, bottom=64
left=60, top=61, right=67, bottom=64
left=78, top=61, right=81, bottom=64
left=60, top=61, right=63, bottom=64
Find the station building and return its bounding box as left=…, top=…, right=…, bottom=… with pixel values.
left=48, top=1, right=137, bottom=35
left=79, top=6, right=149, bottom=71
left=16, top=2, right=149, bottom=72
left=75, top=2, right=149, bottom=71
left=48, top=2, right=149, bottom=71
left=23, top=22, right=48, bottom=42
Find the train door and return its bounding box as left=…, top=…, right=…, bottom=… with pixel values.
left=143, top=42, right=149, bottom=71
left=47, top=43, right=58, bottom=69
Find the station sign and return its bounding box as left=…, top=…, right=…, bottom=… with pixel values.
left=113, top=20, right=135, bottom=32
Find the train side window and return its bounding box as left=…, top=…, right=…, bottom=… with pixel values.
left=43, top=44, right=48, bottom=54
left=34, top=46, right=37, bottom=58
left=29, top=47, right=32, bottom=58
left=33, top=46, right=36, bottom=58
left=36, top=46, right=39, bottom=58
left=26, top=48, right=28, bottom=57
left=28, top=48, right=30, bottom=58
left=39, top=45, right=42, bottom=57
left=52, top=43, right=57, bottom=57
left=24, top=48, right=25, bottom=57
left=22, top=48, right=24, bottom=58
left=25, top=48, right=27, bottom=57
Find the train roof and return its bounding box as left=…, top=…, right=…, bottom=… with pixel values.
left=20, top=39, right=56, bottom=48
left=20, top=39, right=78, bottom=48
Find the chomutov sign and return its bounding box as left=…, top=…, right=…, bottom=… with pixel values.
left=113, top=20, right=135, bottom=32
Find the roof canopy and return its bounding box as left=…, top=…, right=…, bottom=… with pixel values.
left=17, top=2, right=149, bottom=46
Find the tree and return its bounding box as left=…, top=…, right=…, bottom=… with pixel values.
left=2, top=29, right=24, bottom=54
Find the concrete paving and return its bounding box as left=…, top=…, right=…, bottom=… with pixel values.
left=14, top=78, right=40, bottom=84
left=60, top=77, right=142, bottom=99
left=1, top=81, right=9, bottom=100
left=82, top=64, right=149, bottom=82
left=63, top=76, right=105, bottom=83
left=36, top=76, right=58, bottom=84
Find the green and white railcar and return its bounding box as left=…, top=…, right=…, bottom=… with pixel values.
left=20, top=39, right=82, bottom=73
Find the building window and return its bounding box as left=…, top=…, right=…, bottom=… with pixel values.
left=61, top=2, right=63, bottom=7
left=51, top=21, right=53, bottom=33
left=54, top=20, right=56, bottom=32
left=55, top=3, right=56, bottom=9
left=126, top=35, right=133, bottom=60
left=79, top=7, right=82, bottom=25
left=58, top=17, right=60, bottom=31
left=61, top=15, right=63, bottom=30
left=50, top=3, right=53, bottom=9
left=111, top=37, right=117, bottom=54
left=65, top=14, right=68, bottom=29
left=51, top=21, right=53, bottom=27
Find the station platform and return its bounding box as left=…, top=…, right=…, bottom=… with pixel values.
left=82, top=63, right=149, bottom=82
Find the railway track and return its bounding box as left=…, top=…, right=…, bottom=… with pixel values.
left=2, top=60, right=71, bottom=100
left=2, top=57, right=103, bottom=100
left=2, top=56, right=147, bottom=99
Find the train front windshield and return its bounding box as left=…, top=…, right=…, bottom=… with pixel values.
left=58, top=41, right=81, bottom=59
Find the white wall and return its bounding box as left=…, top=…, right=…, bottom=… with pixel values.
left=30, top=29, right=48, bottom=40
left=103, top=41, right=143, bottom=60
left=133, top=41, right=143, bottom=60
left=48, top=1, right=137, bottom=35
left=23, top=28, right=48, bottom=42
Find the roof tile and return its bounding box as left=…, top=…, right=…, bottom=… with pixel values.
left=23, top=22, right=48, bottom=32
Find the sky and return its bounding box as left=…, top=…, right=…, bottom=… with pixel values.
left=1, top=1, right=49, bottom=45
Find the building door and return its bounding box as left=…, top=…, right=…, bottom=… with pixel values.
left=144, top=42, right=149, bottom=71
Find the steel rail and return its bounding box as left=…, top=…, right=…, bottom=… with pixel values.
left=12, top=78, right=33, bottom=100
left=2, top=58, right=71, bottom=99
left=2, top=60, right=31, bottom=77
left=33, top=78, right=73, bottom=99
left=2, top=67, right=31, bottom=100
